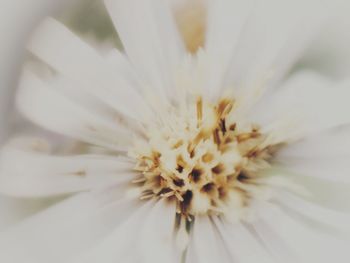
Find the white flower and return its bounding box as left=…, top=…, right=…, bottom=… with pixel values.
left=1, top=0, right=350, bottom=262
left=0, top=0, right=74, bottom=231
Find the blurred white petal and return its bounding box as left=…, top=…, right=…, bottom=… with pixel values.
left=213, top=217, right=276, bottom=263
left=278, top=126, right=350, bottom=159
left=186, top=216, right=231, bottom=263
left=0, top=138, right=133, bottom=197
left=275, top=192, right=350, bottom=234
left=254, top=202, right=350, bottom=263
left=251, top=71, right=350, bottom=137
left=68, top=200, right=155, bottom=263
left=285, top=174, right=350, bottom=212
left=17, top=71, right=131, bottom=151
left=0, top=189, right=139, bottom=263
left=1, top=1, right=350, bottom=262
left=219, top=0, right=326, bottom=93
left=104, top=0, right=185, bottom=98
left=27, top=18, right=152, bottom=122
left=134, top=200, right=179, bottom=263
left=203, top=0, right=253, bottom=97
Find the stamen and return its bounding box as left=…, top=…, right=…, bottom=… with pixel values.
left=131, top=96, right=280, bottom=217
left=196, top=96, right=203, bottom=127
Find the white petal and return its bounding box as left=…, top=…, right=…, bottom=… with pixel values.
left=0, top=137, right=133, bottom=197
left=204, top=0, right=254, bottom=96
left=186, top=216, right=231, bottom=263
left=299, top=1, right=350, bottom=80
left=27, top=18, right=152, bottom=121
left=104, top=0, right=185, bottom=98
left=0, top=195, right=56, bottom=231
left=251, top=71, right=350, bottom=138
left=134, top=200, right=178, bottom=263
left=284, top=173, right=350, bottom=212
left=17, top=71, right=131, bottom=151
left=272, top=121, right=350, bottom=185
left=278, top=127, right=350, bottom=159
left=0, top=189, right=139, bottom=263
left=251, top=215, right=301, bottom=262
left=277, top=156, right=350, bottom=183
left=69, top=200, right=155, bottom=263
left=223, top=0, right=327, bottom=93
left=213, top=217, right=276, bottom=263
left=275, top=192, right=350, bottom=235
left=254, top=202, right=350, bottom=263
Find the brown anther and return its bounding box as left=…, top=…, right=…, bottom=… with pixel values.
left=177, top=155, right=187, bottom=168
left=246, top=149, right=260, bottom=158
left=180, top=190, right=193, bottom=213
left=224, top=136, right=234, bottom=144
left=190, top=168, right=202, bottom=183
left=190, top=149, right=195, bottom=158
left=201, top=183, right=215, bottom=193
left=213, top=129, right=221, bottom=145
left=154, top=175, right=167, bottom=188
left=217, top=99, right=234, bottom=118
left=220, top=119, right=227, bottom=134
left=237, top=132, right=260, bottom=143
left=229, top=123, right=237, bottom=131
left=237, top=171, right=250, bottom=182
left=173, top=178, right=185, bottom=187
left=73, top=170, right=86, bottom=177
left=151, top=151, right=161, bottom=166
left=176, top=165, right=184, bottom=173
left=218, top=186, right=228, bottom=200
left=196, top=96, right=203, bottom=127
left=212, top=163, right=224, bottom=174
left=202, top=153, right=214, bottom=163
left=173, top=140, right=184, bottom=149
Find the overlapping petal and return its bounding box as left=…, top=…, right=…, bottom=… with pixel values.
left=0, top=138, right=134, bottom=197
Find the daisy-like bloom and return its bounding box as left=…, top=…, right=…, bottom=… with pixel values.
left=1, top=0, right=350, bottom=262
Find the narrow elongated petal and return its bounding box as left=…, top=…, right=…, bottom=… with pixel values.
left=251, top=216, right=301, bottom=262
left=213, top=217, right=276, bottom=263
left=17, top=71, right=131, bottom=151
left=223, top=0, right=326, bottom=93
left=0, top=195, right=54, bottom=231
left=134, top=200, right=178, bottom=263
left=204, top=0, right=254, bottom=96
left=277, top=156, right=350, bottom=183
left=68, top=201, right=155, bottom=263
left=284, top=173, right=350, bottom=212
left=186, top=216, right=231, bottom=263
left=278, top=127, right=350, bottom=159
left=104, top=0, right=185, bottom=98
left=0, top=139, right=134, bottom=197
left=251, top=71, right=350, bottom=138
left=275, top=193, right=350, bottom=234
left=0, top=189, right=139, bottom=263
left=254, top=202, right=350, bottom=263
left=27, top=18, right=152, bottom=121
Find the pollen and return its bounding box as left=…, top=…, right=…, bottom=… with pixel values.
left=129, top=96, right=279, bottom=218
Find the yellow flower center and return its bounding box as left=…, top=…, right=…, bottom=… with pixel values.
left=130, top=96, right=279, bottom=219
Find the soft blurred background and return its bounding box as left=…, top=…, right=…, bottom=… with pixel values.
left=1, top=0, right=350, bottom=229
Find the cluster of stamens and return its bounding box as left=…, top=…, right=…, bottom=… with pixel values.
left=130, top=96, right=277, bottom=218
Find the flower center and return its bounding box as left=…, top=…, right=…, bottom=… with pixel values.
left=130, top=96, right=278, bottom=219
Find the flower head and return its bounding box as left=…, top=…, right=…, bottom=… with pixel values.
left=1, top=0, right=350, bottom=262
